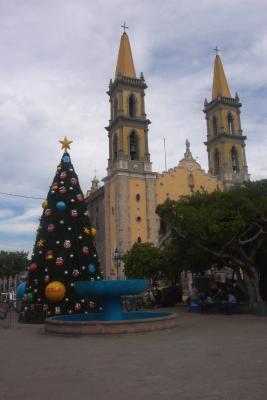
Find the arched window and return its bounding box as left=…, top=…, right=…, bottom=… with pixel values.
left=188, top=174, right=195, bottom=190
left=231, top=147, right=239, bottom=173
left=227, top=113, right=234, bottom=134
left=213, top=116, right=218, bottom=136
left=129, top=131, right=138, bottom=160
left=114, top=97, right=118, bottom=119
left=137, top=236, right=142, bottom=244
left=129, top=95, right=136, bottom=118
left=136, top=194, right=140, bottom=202
left=113, top=135, right=118, bottom=160
left=214, top=149, right=220, bottom=175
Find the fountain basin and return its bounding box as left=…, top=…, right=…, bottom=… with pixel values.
left=45, top=279, right=179, bottom=334
left=75, top=279, right=149, bottom=321
left=45, top=311, right=178, bottom=335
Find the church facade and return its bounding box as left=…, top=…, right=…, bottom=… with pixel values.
left=86, top=32, right=249, bottom=278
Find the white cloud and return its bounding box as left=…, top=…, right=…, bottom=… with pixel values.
left=0, top=0, right=266, bottom=252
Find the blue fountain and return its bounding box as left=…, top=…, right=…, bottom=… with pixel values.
left=45, top=279, right=178, bottom=335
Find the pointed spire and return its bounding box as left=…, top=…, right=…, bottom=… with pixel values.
left=212, top=55, right=231, bottom=100
left=115, top=32, right=136, bottom=79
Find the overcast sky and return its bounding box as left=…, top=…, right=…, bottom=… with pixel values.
left=0, top=0, right=267, bottom=255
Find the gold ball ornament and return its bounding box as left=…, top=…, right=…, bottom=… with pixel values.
left=42, top=200, right=48, bottom=209
left=91, top=228, right=97, bottom=237
left=45, top=281, right=66, bottom=303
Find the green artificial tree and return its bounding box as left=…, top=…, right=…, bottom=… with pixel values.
left=21, top=137, right=102, bottom=322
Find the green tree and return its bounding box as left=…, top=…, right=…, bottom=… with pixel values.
left=157, top=181, right=267, bottom=310
left=0, top=251, right=29, bottom=278
left=123, top=242, right=162, bottom=281
left=23, top=146, right=102, bottom=321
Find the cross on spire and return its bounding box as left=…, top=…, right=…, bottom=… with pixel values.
left=213, top=46, right=220, bottom=55
left=121, top=22, right=129, bottom=33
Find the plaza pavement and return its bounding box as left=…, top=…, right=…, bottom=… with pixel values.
left=1, top=307, right=267, bottom=400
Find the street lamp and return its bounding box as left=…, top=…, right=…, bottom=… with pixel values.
left=113, top=248, right=121, bottom=280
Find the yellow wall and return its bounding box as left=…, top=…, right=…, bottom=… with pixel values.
left=122, top=127, right=145, bottom=156
left=129, top=179, right=148, bottom=244
left=122, top=90, right=141, bottom=117
left=156, top=159, right=223, bottom=205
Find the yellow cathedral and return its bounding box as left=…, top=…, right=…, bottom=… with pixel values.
left=86, top=32, right=249, bottom=278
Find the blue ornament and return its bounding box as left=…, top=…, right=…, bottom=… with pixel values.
left=63, top=155, right=71, bottom=163
left=17, top=282, right=26, bottom=299
left=88, top=263, right=96, bottom=273
left=56, top=201, right=66, bottom=210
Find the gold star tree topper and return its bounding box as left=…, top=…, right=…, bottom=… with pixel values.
left=59, top=136, right=73, bottom=152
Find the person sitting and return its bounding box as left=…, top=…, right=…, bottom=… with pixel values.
left=224, top=292, right=237, bottom=315
left=202, top=294, right=214, bottom=313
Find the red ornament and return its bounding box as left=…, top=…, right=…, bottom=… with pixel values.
left=30, top=263, right=38, bottom=272
left=60, top=171, right=67, bottom=180
left=59, top=186, right=67, bottom=194
left=76, top=194, right=83, bottom=202
left=70, top=209, right=78, bottom=218
left=71, top=177, right=78, bottom=185
left=63, top=240, right=71, bottom=249
left=72, top=269, right=79, bottom=278
left=55, top=257, right=64, bottom=266
left=44, top=275, right=50, bottom=283
left=47, top=224, right=55, bottom=233
left=82, top=246, right=89, bottom=256
left=74, top=303, right=81, bottom=312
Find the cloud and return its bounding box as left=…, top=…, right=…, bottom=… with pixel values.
left=0, top=0, right=266, bottom=252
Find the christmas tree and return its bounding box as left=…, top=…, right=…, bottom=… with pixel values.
left=21, top=137, right=102, bottom=322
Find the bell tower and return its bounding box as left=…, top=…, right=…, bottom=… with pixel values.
left=103, top=30, right=158, bottom=277
left=204, top=53, right=249, bottom=187
left=106, top=31, right=152, bottom=176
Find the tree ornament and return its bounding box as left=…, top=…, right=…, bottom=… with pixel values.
left=37, top=239, right=45, bottom=247
left=45, top=281, right=66, bottom=303
left=37, top=298, right=41, bottom=302
left=78, top=235, right=82, bottom=240
left=82, top=265, right=86, bottom=270
left=56, top=240, right=60, bottom=245
left=59, top=220, right=64, bottom=224
left=52, top=183, right=58, bottom=191
left=69, top=168, right=73, bottom=172
left=81, top=298, right=85, bottom=303
left=30, top=263, right=38, bottom=272
left=51, top=191, right=55, bottom=194
left=70, top=282, right=74, bottom=287
left=44, top=209, right=52, bottom=217
left=76, top=194, right=83, bottom=202
left=42, top=200, right=48, bottom=209
left=55, top=257, right=64, bottom=267
left=38, top=250, right=43, bottom=255
left=83, top=227, right=90, bottom=235
left=34, top=278, right=38, bottom=285
left=47, top=224, right=55, bottom=233
left=84, top=211, right=88, bottom=216
left=59, top=136, right=72, bottom=152
left=74, top=303, right=81, bottom=312
left=60, top=181, right=64, bottom=185
left=63, top=155, right=70, bottom=163
left=69, top=186, right=73, bottom=191
left=55, top=306, right=61, bottom=315
left=68, top=226, right=72, bottom=231
left=70, top=209, right=78, bottom=218
left=34, top=288, right=38, bottom=293
left=45, top=250, right=54, bottom=260
left=70, top=198, right=75, bottom=203
left=65, top=298, right=69, bottom=302
left=88, top=263, right=96, bottom=273
left=91, top=228, right=97, bottom=237
left=57, top=165, right=62, bottom=171
left=69, top=254, right=74, bottom=258
left=44, top=275, right=50, bottom=283
left=63, top=240, right=71, bottom=249
left=70, top=177, right=78, bottom=185
left=59, top=186, right=67, bottom=194
left=60, top=171, right=67, bottom=180
left=56, top=201, right=66, bottom=211
left=64, top=270, right=68, bottom=275
left=82, top=246, right=89, bottom=256
left=72, top=269, right=79, bottom=278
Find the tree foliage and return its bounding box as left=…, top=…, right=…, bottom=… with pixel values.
left=0, top=251, right=29, bottom=278
left=157, top=180, right=267, bottom=309
left=123, top=243, right=162, bottom=281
